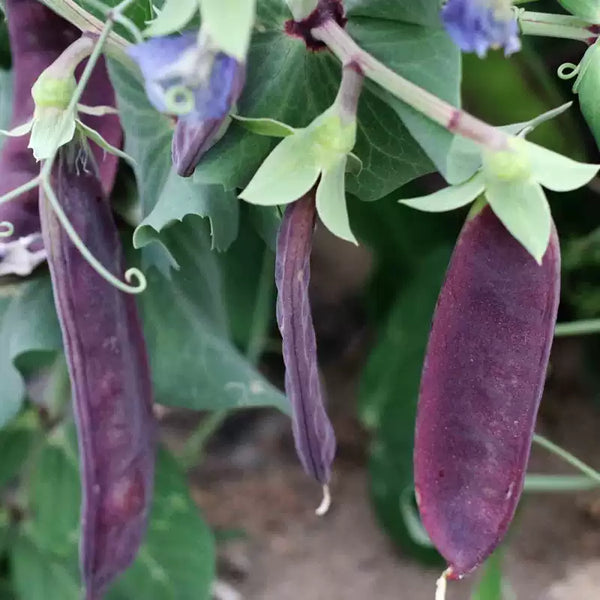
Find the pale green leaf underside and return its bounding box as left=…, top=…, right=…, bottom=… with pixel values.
left=485, top=178, right=551, bottom=264
left=144, top=0, right=199, bottom=37
left=200, top=0, right=256, bottom=60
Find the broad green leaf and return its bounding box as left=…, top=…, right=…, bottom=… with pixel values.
left=0, top=280, right=61, bottom=427
left=0, top=411, right=37, bottom=488
left=144, top=0, right=198, bottom=36
left=141, top=218, right=289, bottom=414
left=365, top=249, right=450, bottom=563
left=107, top=60, right=239, bottom=255
left=107, top=449, right=215, bottom=600
left=232, top=115, right=296, bottom=137
left=316, top=156, right=357, bottom=244
left=10, top=536, right=79, bottom=600
left=485, top=178, right=551, bottom=264
left=239, top=131, right=320, bottom=206
left=28, top=429, right=81, bottom=560
left=528, top=141, right=599, bottom=192
left=399, top=173, right=484, bottom=212
left=471, top=550, right=504, bottom=600
left=349, top=18, right=461, bottom=180
left=200, top=0, right=256, bottom=60
left=345, top=0, right=444, bottom=25
left=132, top=169, right=238, bottom=263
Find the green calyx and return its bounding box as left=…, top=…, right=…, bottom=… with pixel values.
left=32, top=74, right=77, bottom=110
left=482, top=138, right=532, bottom=183
left=310, top=111, right=357, bottom=170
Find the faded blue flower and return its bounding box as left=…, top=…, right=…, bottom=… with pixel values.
left=441, top=0, right=521, bottom=57
left=128, top=32, right=245, bottom=176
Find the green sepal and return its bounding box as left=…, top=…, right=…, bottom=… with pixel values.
left=76, top=119, right=136, bottom=167
left=399, top=173, right=485, bottom=213
left=28, top=109, right=75, bottom=161
left=316, top=156, right=357, bottom=245
left=0, top=119, right=33, bottom=137
left=200, top=0, right=256, bottom=61
left=485, top=177, right=551, bottom=264
left=76, top=104, right=120, bottom=117
left=144, top=0, right=200, bottom=37
left=526, top=140, right=599, bottom=192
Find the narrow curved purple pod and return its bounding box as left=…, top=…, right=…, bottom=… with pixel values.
left=275, top=191, right=336, bottom=485
left=414, top=204, right=560, bottom=579
left=1, top=0, right=121, bottom=274
left=39, top=143, right=155, bottom=599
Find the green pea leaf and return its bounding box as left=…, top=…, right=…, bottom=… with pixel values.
left=485, top=178, right=551, bottom=264
left=200, top=0, right=256, bottom=60
left=576, top=46, right=600, bottom=150
left=471, top=550, right=505, bottom=600
left=144, top=0, right=199, bottom=37
left=399, top=173, right=485, bottom=213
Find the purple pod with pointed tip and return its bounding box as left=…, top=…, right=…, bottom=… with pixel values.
left=1, top=0, right=121, bottom=275
left=39, top=142, right=155, bottom=600
left=276, top=191, right=336, bottom=485
left=414, top=204, right=560, bottom=579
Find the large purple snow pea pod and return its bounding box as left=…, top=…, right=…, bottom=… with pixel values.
left=0, top=0, right=121, bottom=275
left=414, top=204, right=560, bottom=580
left=39, top=141, right=155, bottom=599
left=276, top=190, right=336, bottom=502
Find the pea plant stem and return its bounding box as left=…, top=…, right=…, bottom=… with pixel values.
left=555, top=318, right=600, bottom=337
left=517, top=10, right=598, bottom=44
left=533, top=433, right=600, bottom=486
left=311, top=19, right=510, bottom=152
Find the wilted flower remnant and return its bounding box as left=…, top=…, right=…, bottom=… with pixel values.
left=441, top=0, right=521, bottom=57
left=128, top=32, right=246, bottom=176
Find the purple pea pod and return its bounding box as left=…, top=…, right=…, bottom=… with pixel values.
left=276, top=190, right=336, bottom=507
left=414, top=204, right=560, bottom=580
left=40, top=142, right=155, bottom=599
left=0, top=0, right=121, bottom=275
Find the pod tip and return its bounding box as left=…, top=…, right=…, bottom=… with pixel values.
left=315, top=484, right=331, bottom=517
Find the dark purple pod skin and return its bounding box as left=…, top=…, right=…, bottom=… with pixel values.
left=171, top=60, right=246, bottom=178
left=39, top=144, right=155, bottom=600
left=1, top=0, right=121, bottom=258
left=414, top=205, right=560, bottom=580
left=275, top=191, right=336, bottom=484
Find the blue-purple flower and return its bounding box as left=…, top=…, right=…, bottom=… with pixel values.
left=128, top=32, right=246, bottom=176
left=441, top=0, right=521, bottom=57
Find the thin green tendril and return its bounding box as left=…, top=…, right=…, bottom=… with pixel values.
left=0, top=177, right=40, bottom=206
left=557, top=62, right=580, bottom=80
left=42, top=179, right=147, bottom=294
left=0, top=221, right=14, bottom=238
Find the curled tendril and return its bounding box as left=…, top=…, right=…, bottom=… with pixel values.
left=558, top=62, right=580, bottom=80
left=42, top=180, right=147, bottom=294
left=164, top=85, right=195, bottom=115
left=0, top=221, right=14, bottom=238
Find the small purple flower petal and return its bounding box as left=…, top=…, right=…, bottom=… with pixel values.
left=441, top=0, right=521, bottom=58
left=275, top=190, right=336, bottom=485
left=128, top=34, right=244, bottom=123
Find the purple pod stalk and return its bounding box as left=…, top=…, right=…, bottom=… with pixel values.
left=275, top=191, right=336, bottom=486
left=0, top=0, right=121, bottom=274
left=414, top=204, right=560, bottom=579
left=40, top=142, right=155, bottom=599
